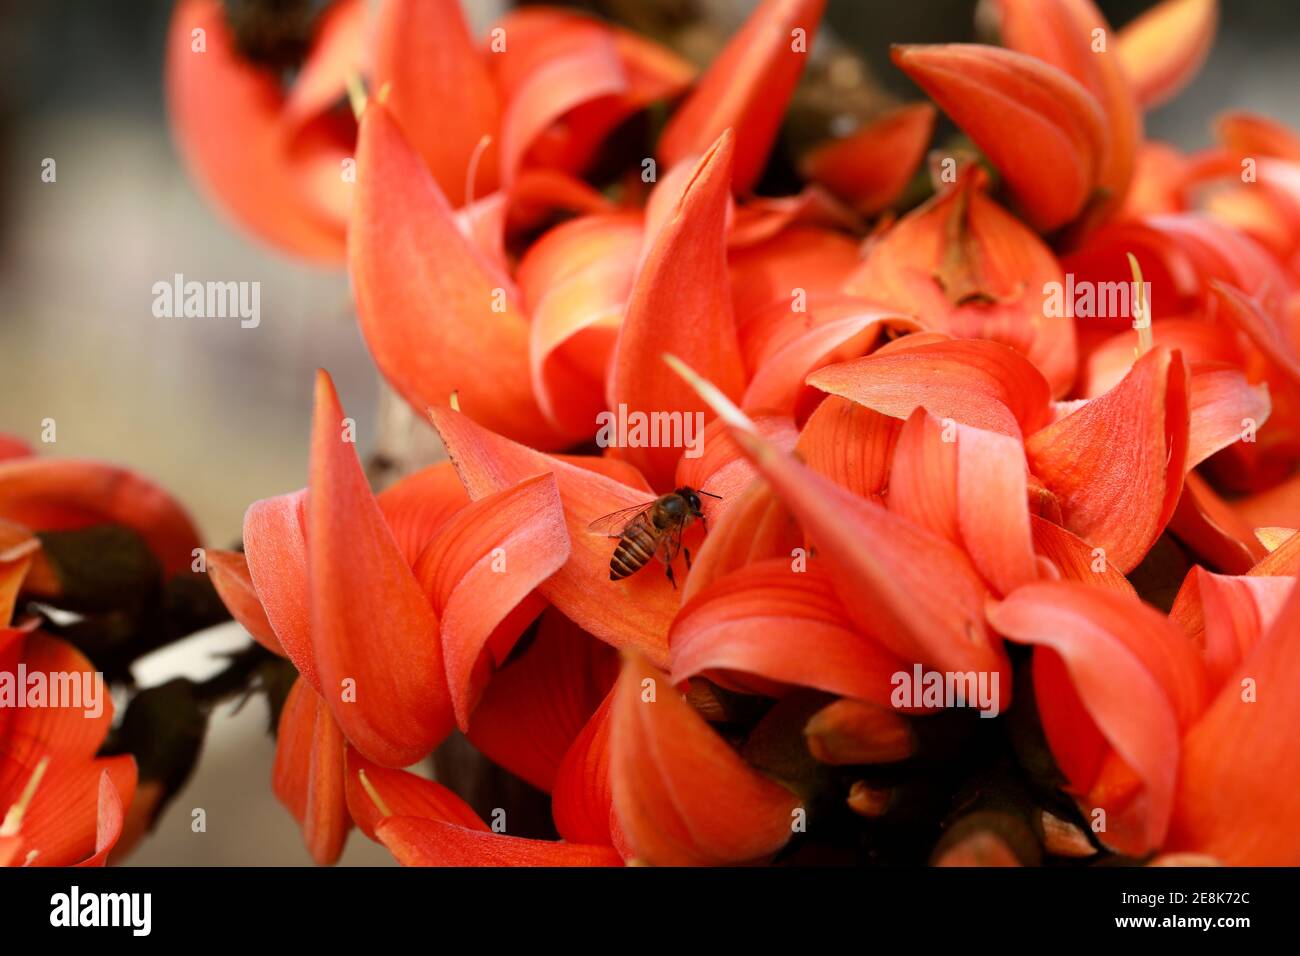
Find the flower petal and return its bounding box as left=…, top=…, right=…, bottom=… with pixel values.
left=610, top=652, right=801, bottom=865
left=205, top=549, right=284, bottom=657
left=373, top=0, right=499, bottom=206
left=660, top=0, right=826, bottom=192
left=430, top=402, right=679, bottom=665
left=467, top=609, right=618, bottom=793
left=890, top=43, right=1106, bottom=232
left=243, top=490, right=317, bottom=690
left=670, top=559, right=904, bottom=706
left=308, top=371, right=451, bottom=766
left=808, top=337, right=1054, bottom=439
left=551, top=690, right=617, bottom=847
left=1168, top=566, right=1291, bottom=689
left=889, top=410, right=1039, bottom=596
left=375, top=461, right=471, bottom=569
left=795, top=396, right=902, bottom=502
left=987, top=582, right=1209, bottom=855
left=412, top=473, right=569, bottom=730
left=678, top=479, right=802, bottom=603
left=611, top=131, right=746, bottom=489
left=1025, top=347, right=1189, bottom=573
left=375, top=815, right=621, bottom=866
left=72, top=771, right=126, bottom=868
left=995, top=0, right=1141, bottom=227
left=1168, top=577, right=1300, bottom=864
left=350, top=100, right=564, bottom=448
left=343, top=750, right=485, bottom=842
left=164, top=0, right=349, bottom=260
left=1186, top=362, right=1271, bottom=470
left=2, top=633, right=114, bottom=765
left=800, top=104, right=935, bottom=215
left=674, top=393, right=1010, bottom=699
left=1118, top=0, right=1218, bottom=111
left=0, top=753, right=136, bottom=868
left=272, top=677, right=350, bottom=866
left=0, top=459, right=201, bottom=578
left=1030, top=515, right=1136, bottom=593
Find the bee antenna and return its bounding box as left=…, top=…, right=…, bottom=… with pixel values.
left=697, top=489, right=723, bottom=499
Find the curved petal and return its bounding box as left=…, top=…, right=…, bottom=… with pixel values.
left=1168, top=577, right=1300, bottom=864
left=1216, top=110, right=1300, bottom=162
left=551, top=690, right=617, bottom=847
left=731, top=226, right=862, bottom=332
left=1030, top=516, right=1137, bottom=593
left=206, top=549, right=284, bottom=657
left=343, top=750, right=485, bottom=842
left=1169, top=566, right=1291, bottom=690
left=375, top=461, right=471, bottom=569
left=0, top=459, right=201, bottom=578
left=742, top=304, right=911, bottom=418
left=674, top=414, right=798, bottom=528
left=412, top=474, right=570, bottom=729
left=996, top=0, right=1141, bottom=227
left=2, top=633, right=115, bottom=765
left=678, top=479, right=802, bottom=603
left=308, top=371, right=452, bottom=766
left=375, top=816, right=621, bottom=867
left=890, top=43, right=1106, bottom=232
left=888, top=410, right=1038, bottom=596
left=430, top=406, right=679, bottom=665
left=987, top=582, right=1209, bottom=856
left=610, top=652, right=801, bottom=865
left=72, top=771, right=126, bottom=868
left=808, top=337, right=1054, bottom=439
left=670, top=559, right=904, bottom=707
left=1169, top=471, right=1266, bottom=573
left=499, top=29, right=626, bottom=185
left=660, top=0, right=826, bottom=192
left=164, top=0, right=349, bottom=260
left=518, top=214, right=641, bottom=437
left=1186, top=362, right=1271, bottom=470
left=611, top=131, right=746, bottom=489
left=243, top=490, right=317, bottom=690
left=350, top=101, right=565, bottom=449
left=1118, top=0, right=1218, bottom=111
left=272, top=678, right=350, bottom=866
left=373, top=0, right=499, bottom=206
left=467, top=609, right=618, bottom=793
left=0, top=753, right=136, bottom=868
left=800, top=103, right=935, bottom=215
left=1025, top=347, right=1190, bottom=573
left=795, top=395, right=902, bottom=502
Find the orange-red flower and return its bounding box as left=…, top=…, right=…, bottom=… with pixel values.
left=0, top=445, right=167, bottom=866
left=194, top=0, right=1300, bottom=869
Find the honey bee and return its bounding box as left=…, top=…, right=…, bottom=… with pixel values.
left=588, top=486, right=721, bottom=589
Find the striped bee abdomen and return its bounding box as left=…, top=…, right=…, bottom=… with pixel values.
left=610, top=521, right=659, bottom=580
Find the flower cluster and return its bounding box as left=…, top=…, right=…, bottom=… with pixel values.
left=0, top=437, right=211, bottom=866
left=174, top=0, right=1299, bottom=865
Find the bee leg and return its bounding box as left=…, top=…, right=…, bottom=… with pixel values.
left=684, top=547, right=692, bottom=571
left=664, top=563, right=678, bottom=590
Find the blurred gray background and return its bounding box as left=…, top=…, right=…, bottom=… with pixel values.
left=0, top=0, right=1297, bottom=865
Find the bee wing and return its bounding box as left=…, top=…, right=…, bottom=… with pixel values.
left=586, top=500, right=657, bottom=537
left=654, top=516, right=687, bottom=565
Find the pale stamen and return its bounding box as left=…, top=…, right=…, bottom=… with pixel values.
left=0, top=756, right=50, bottom=838
left=1127, top=252, right=1153, bottom=357
left=357, top=769, right=393, bottom=818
